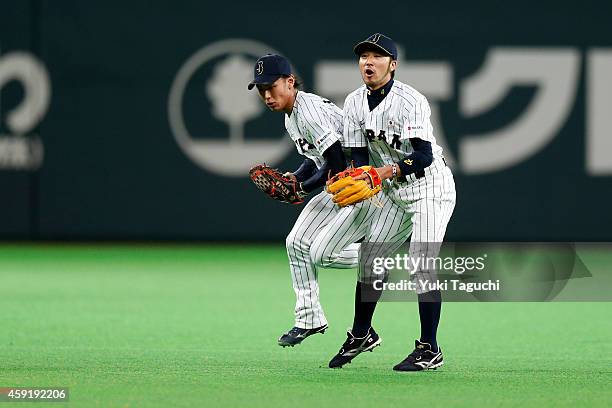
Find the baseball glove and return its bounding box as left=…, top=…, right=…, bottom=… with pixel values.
left=326, top=166, right=382, bottom=207
left=249, top=164, right=307, bottom=204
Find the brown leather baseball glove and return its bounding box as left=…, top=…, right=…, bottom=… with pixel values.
left=249, top=164, right=307, bottom=204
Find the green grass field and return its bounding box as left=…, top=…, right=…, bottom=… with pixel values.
left=0, top=245, right=610, bottom=407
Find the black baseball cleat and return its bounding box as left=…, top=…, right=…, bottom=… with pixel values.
left=393, top=340, right=444, bottom=371
left=278, top=324, right=328, bottom=347
left=328, top=327, right=382, bottom=368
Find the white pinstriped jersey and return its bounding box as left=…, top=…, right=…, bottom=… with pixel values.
left=342, top=80, right=456, bottom=254
left=282, top=90, right=380, bottom=329
left=285, top=91, right=343, bottom=168
left=342, top=80, right=446, bottom=175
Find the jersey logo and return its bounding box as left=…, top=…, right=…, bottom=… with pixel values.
left=295, top=138, right=316, bottom=154
left=365, top=129, right=402, bottom=149
left=256, top=61, right=264, bottom=75
left=404, top=159, right=413, bottom=166
left=369, top=34, right=381, bottom=43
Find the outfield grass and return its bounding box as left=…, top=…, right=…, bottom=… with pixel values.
left=0, top=245, right=610, bottom=407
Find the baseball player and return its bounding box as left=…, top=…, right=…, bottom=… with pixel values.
left=247, top=54, right=379, bottom=347
left=326, top=34, right=456, bottom=371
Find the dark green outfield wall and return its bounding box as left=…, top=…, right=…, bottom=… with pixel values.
left=1, top=1, right=611, bottom=240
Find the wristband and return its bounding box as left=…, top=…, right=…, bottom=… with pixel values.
left=297, top=182, right=308, bottom=198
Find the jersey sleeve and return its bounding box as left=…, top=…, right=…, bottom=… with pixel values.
left=401, top=94, right=435, bottom=143
left=299, top=98, right=341, bottom=154
left=342, top=94, right=367, bottom=148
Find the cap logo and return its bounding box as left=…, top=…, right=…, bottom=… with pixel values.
left=369, top=34, right=381, bottom=43
left=256, top=61, right=264, bottom=75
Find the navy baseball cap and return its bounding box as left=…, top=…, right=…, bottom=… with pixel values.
left=247, top=54, right=292, bottom=90
left=353, top=33, right=398, bottom=60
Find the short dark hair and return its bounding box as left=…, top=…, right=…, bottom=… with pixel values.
left=282, top=74, right=303, bottom=90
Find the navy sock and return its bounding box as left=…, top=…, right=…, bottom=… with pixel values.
left=417, top=290, right=442, bottom=352
left=352, top=281, right=382, bottom=337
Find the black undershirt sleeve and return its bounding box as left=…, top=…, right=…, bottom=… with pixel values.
left=396, top=138, right=433, bottom=177
left=301, top=141, right=347, bottom=193
left=350, top=147, right=369, bottom=167
left=293, top=158, right=317, bottom=182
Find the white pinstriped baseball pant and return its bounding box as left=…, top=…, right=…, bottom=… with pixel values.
left=361, top=166, right=456, bottom=292
left=286, top=191, right=378, bottom=329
